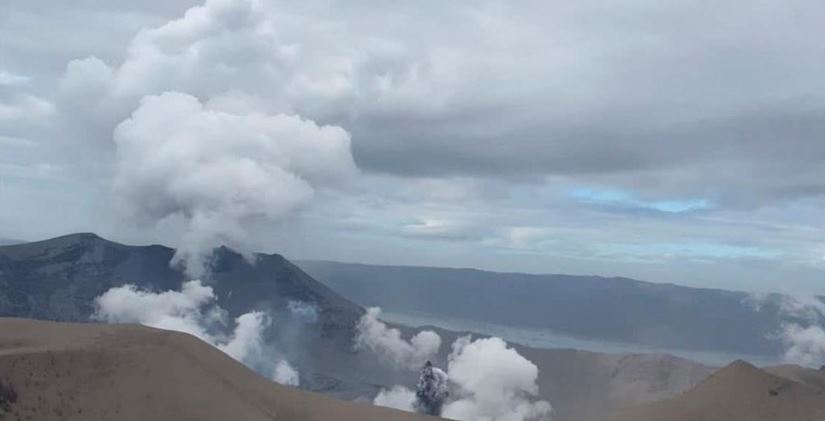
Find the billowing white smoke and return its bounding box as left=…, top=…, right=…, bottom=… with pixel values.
left=359, top=310, right=551, bottom=421
left=355, top=307, right=441, bottom=370
left=93, top=280, right=223, bottom=340
left=60, top=0, right=364, bottom=278
left=777, top=296, right=825, bottom=367
left=372, top=366, right=451, bottom=416
left=56, top=0, right=443, bottom=275
left=93, top=280, right=299, bottom=386
left=441, top=336, right=551, bottom=421
left=780, top=324, right=825, bottom=368
left=113, top=92, right=355, bottom=278
left=747, top=293, right=825, bottom=367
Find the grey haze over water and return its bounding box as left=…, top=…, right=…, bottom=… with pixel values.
left=381, top=310, right=780, bottom=367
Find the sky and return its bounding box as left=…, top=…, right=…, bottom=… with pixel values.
left=1, top=0, right=823, bottom=294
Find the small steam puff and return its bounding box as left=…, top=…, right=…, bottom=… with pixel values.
left=374, top=386, right=417, bottom=412
left=355, top=307, right=441, bottom=370
left=360, top=309, right=551, bottom=421
left=93, top=280, right=299, bottom=386
left=288, top=300, right=319, bottom=324
left=775, top=295, right=825, bottom=367
left=747, top=293, right=825, bottom=367
left=273, top=360, right=300, bottom=386
left=780, top=324, right=825, bottom=368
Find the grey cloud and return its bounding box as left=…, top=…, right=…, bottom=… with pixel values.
left=352, top=101, right=824, bottom=209
left=6, top=0, right=824, bottom=211
left=1, top=0, right=823, bottom=295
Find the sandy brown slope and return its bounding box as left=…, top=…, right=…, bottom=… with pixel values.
left=604, top=360, right=825, bottom=421
left=764, top=364, right=825, bottom=391
left=514, top=346, right=713, bottom=421
left=0, top=318, right=434, bottom=421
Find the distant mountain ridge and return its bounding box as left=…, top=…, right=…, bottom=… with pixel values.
left=298, top=260, right=821, bottom=356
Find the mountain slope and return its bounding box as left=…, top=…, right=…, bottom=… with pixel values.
left=604, top=360, right=825, bottom=421
left=764, top=364, right=825, bottom=391
left=0, top=234, right=362, bottom=335
left=0, top=233, right=367, bottom=395
left=299, top=260, right=815, bottom=356
left=0, top=318, right=432, bottom=421
left=514, top=347, right=713, bottom=421
left=0, top=238, right=20, bottom=246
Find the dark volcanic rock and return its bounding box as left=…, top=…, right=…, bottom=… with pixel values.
left=0, top=234, right=362, bottom=344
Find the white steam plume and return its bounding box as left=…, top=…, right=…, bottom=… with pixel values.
left=58, top=0, right=444, bottom=134
left=93, top=280, right=299, bottom=385
left=780, top=324, right=825, bottom=368
left=442, top=336, right=551, bottom=421
left=355, top=307, right=441, bottom=370
left=60, top=0, right=368, bottom=279
left=92, top=280, right=226, bottom=343
left=218, top=311, right=268, bottom=361
left=374, top=386, right=417, bottom=412
left=777, top=296, right=825, bottom=367
left=273, top=360, right=300, bottom=387
left=358, top=311, right=551, bottom=421
left=113, top=92, right=356, bottom=278
left=287, top=300, right=319, bottom=324
left=747, top=293, right=825, bottom=367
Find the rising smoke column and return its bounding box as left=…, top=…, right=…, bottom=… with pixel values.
left=355, top=307, right=441, bottom=370
left=58, top=0, right=367, bottom=278
left=113, top=92, right=356, bottom=278
left=58, top=1, right=357, bottom=388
